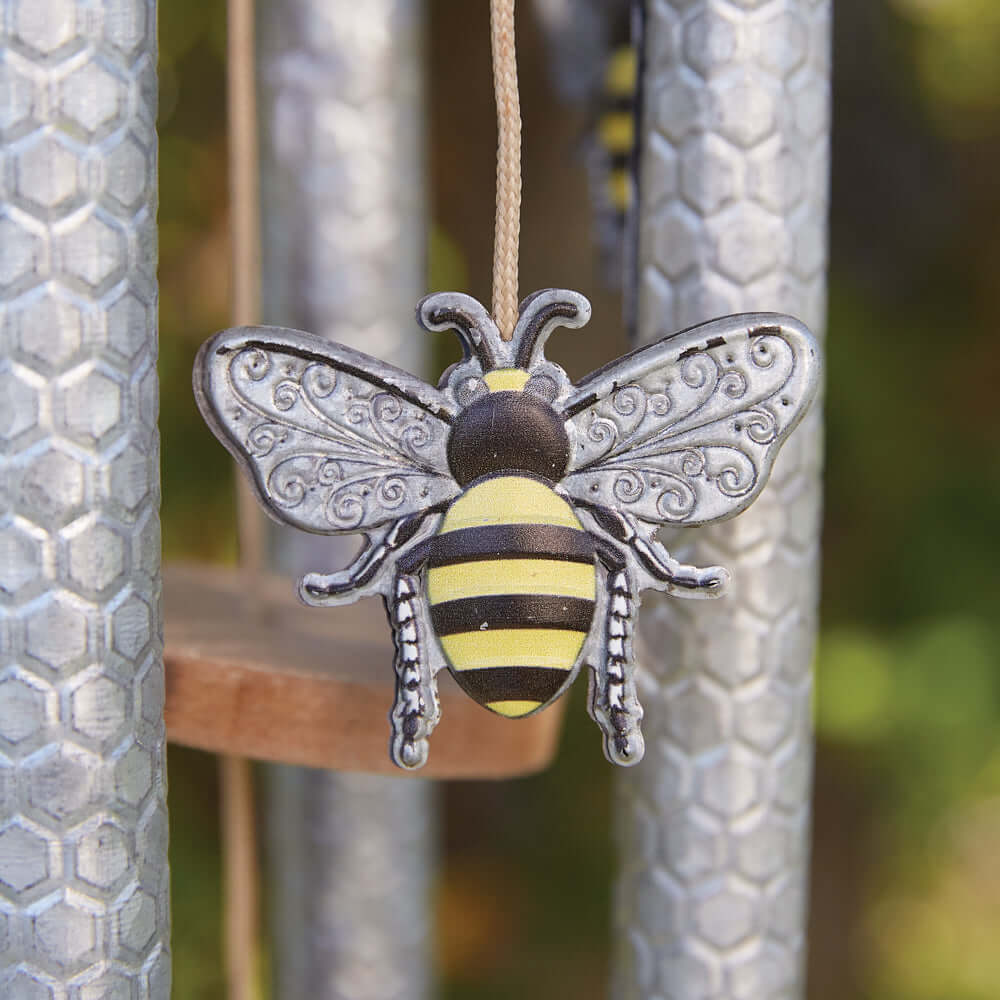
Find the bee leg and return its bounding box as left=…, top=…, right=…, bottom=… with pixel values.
left=591, top=539, right=645, bottom=767
left=386, top=543, right=440, bottom=770
left=300, top=512, right=435, bottom=606
left=587, top=504, right=729, bottom=598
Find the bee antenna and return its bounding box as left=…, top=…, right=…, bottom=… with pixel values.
left=513, top=289, right=592, bottom=369
left=416, top=292, right=498, bottom=370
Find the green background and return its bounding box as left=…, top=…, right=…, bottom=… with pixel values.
left=158, top=1, right=1000, bottom=997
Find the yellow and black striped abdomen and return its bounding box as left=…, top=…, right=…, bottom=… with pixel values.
left=427, top=475, right=596, bottom=718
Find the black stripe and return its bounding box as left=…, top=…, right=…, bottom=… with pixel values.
left=428, top=524, right=594, bottom=568
left=452, top=666, right=571, bottom=706
left=431, top=595, right=595, bottom=636
left=606, top=94, right=636, bottom=112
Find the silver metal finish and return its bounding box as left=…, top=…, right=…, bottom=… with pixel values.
left=562, top=312, right=819, bottom=529
left=256, top=0, right=426, bottom=378
left=254, top=0, right=434, bottom=995
left=267, top=767, right=434, bottom=1000
left=614, top=2, right=831, bottom=998
left=194, top=325, right=459, bottom=537
left=0, top=1, right=169, bottom=996
left=195, top=293, right=818, bottom=771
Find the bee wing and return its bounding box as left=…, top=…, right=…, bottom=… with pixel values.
left=561, top=313, right=820, bottom=527
left=194, top=326, right=461, bottom=533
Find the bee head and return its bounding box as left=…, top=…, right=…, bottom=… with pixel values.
left=416, top=289, right=592, bottom=486
left=445, top=375, right=571, bottom=486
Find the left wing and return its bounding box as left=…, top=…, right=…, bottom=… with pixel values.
left=562, top=313, right=820, bottom=526
left=194, top=326, right=460, bottom=533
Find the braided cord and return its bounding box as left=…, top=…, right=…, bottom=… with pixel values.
left=490, top=0, right=522, bottom=340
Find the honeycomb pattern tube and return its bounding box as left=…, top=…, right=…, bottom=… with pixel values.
left=0, top=2, right=170, bottom=997
left=254, top=3, right=435, bottom=998
left=614, top=3, right=831, bottom=998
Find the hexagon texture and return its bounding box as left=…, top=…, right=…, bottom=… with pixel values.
left=0, top=3, right=169, bottom=997
left=255, top=4, right=435, bottom=999
left=256, top=0, right=427, bottom=377
left=614, top=3, right=830, bottom=1000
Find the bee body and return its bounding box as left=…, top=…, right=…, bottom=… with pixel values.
left=196, top=288, right=820, bottom=768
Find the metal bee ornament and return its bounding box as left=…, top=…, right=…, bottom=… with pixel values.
left=194, top=290, right=820, bottom=770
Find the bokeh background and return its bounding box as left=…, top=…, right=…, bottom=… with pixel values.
left=157, top=1, right=1000, bottom=997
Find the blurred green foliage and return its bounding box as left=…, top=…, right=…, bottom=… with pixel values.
left=157, top=1, right=1000, bottom=997
left=892, top=0, right=1000, bottom=132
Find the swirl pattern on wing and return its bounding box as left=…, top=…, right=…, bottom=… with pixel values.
left=563, top=315, right=820, bottom=526
left=195, top=329, right=460, bottom=532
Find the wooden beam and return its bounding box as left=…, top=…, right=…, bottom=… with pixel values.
left=163, top=564, right=564, bottom=778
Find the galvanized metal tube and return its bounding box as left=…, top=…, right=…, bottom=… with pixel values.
left=254, top=2, right=434, bottom=998
left=267, top=766, right=434, bottom=1000
left=614, top=3, right=831, bottom=998
left=0, top=1, right=169, bottom=996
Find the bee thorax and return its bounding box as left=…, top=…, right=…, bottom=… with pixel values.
left=447, top=390, right=570, bottom=485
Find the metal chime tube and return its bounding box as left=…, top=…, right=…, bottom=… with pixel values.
left=0, top=1, right=170, bottom=995
left=614, top=3, right=831, bottom=998
left=254, top=2, right=434, bottom=997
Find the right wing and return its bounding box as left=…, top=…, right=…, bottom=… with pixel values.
left=561, top=313, right=820, bottom=527
left=194, top=326, right=461, bottom=533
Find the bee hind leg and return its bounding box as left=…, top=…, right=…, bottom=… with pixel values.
left=590, top=539, right=645, bottom=767
left=386, top=545, right=440, bottom=770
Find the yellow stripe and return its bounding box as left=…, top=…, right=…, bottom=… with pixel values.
left=488, top=700, right=542, bottom=718
left=441, top=477, right=581, bottom=532
left=607, top=169, right=631, bottom=212
left=598, top=112, right=635, bottom=153
left=441, top=629, right=586, bottom=670
left=605, top=47, right=637, bottom=97
left=483, top=368, right=530, bottom=392
left=427, top=559, right=595, bottom=603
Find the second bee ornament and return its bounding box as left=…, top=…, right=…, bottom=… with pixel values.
left=194, top=289, right=819, bottom=769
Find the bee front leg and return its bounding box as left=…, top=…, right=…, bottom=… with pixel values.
left=587, top=504, right=729, bottom=598
left=387, top=542, right=440, bottom=770
left=590, top=539, right=645, bottom=767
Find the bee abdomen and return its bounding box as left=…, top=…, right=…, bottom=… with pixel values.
left=427, top=475, right=597, bottom=718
